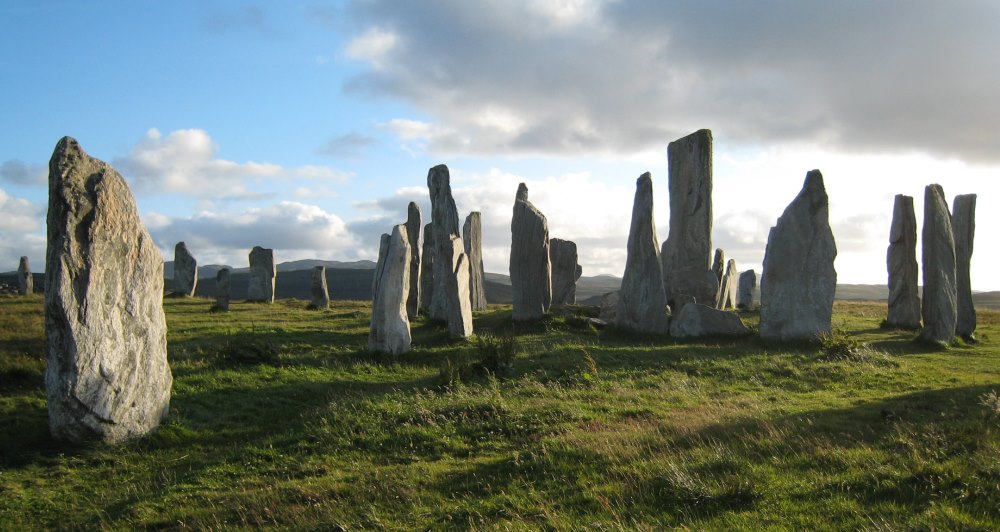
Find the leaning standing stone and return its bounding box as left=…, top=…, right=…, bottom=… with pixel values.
left=617, top=173, right=670, bottom=334
left=737, top=270, right=756, bottom=309
left=760, top=170, right=838, bottom=342
left=173, top=241, right=198, bottom=297
left=419, top=223, right=434, bottom=313
left=510, top=183, right=552, bottom=321
left=309, top=266, right=330, bottom=309
left=247, top=246, right=276, bottom=303
left=463, top=211, right=488, bottom=311
left=44, top=136, right=172, bottom=443
left=953, top=194, right=977, bottom=341
left=550, top=238, right=582, bottom=307
left=716, top=259, right=738, bottom=310
left=921, top=184, right=958, bottom=344
left=886, top=194, right=921, bottom=329
left=214, top=267, right=231, bottom=311
left=369, top=225, right=412, bottom=354
left=17, top=256, right=32, bottom=295
left=405, top=202, right=422, bottom=319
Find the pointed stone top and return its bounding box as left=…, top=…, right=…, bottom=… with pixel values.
left=516, top=182, right=529, bottom=202
left=407, top=201, right=420, bottom=220
left=925, top=183, right=945, bottom=201
left=636, top=172, right=652, bottom=190
left=175, top=241, right=188, bottom=250
left=427, top=164, right=450, bottom=191
left=804, top=169, right=825, bottom=189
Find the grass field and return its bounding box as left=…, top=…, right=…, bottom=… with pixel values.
left=1, top=294, right=998, bottom=530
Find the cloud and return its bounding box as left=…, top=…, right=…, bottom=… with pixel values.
left=0, top=188, right=45, bottom=273
left=340, top=0, right=1000, bottom=162
left=318, top=132, right=376, bottom=159
left=0, top=160, right=46, bottom=186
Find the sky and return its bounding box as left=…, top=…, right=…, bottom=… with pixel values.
left=1, top=1, right=997, bottom=290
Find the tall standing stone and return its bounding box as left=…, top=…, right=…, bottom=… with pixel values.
left=463, top=211, right=487, bottom=311
left=214, top=267, right=231, bottom=311
left=419, top=223, right=434, bottom=313
left=309, top=266, right=330, bottom=309
left=921, top=184, right=957, bottom=344
left=737, top=270, right=756, bottom=309
left=510, top=183, right=552, bottom=321
left=173, top=242, right=198, bottom=297
left=711, top=249, right=726, bottom=287
left=17, top=256, right=32, bottom=295
left=427, top=165, right=473, bottom=336
left=404, top=202, right=422, bottom=319
left=760, top=170, right=838, bottom=342
left=886, top=194, right=921, bottom=329
left=44, top=137, right=172, bottom=443
left=953, top=194, right=977, bottom=341
left=369, top=225, right=412, bottom=354
left=246, top=246, right=276, bottom=303
left=716, top=259, right=738, bottom=310
left=617, top=173, right=670, bottom=334
left=550, top=238, right=582, bottom=307
left=663, top=129, right=718, bottom=306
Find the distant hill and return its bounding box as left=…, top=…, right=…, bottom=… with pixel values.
left=163, top=259, right=377, bottom=279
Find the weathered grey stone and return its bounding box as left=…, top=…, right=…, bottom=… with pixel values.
left=599, top=291, right=619, bottom=322
left=173, top=242, right=197, bottom=297
left=711, top=248, right=726, bottom=287
left=921, top=184, right=957, bottom=344
left=674, top=294, right=696, bottom=314
left=737, top=270, right=757, bottom=309
left=669, top=303, right=750, bottom=338
left=886, top=194, right=921, bottom=329
left=246, top=246, right=276, bottom=303
left=510, top=183, right=552, bottom=321
left=44, top=136, right=171, bottom=443
left=445, top=235, right=474, bottom=337
left=663, top=129, right=718, bottom=306
left=953, top=194, right=977, bottom=341
left=405, top=202, right=422, bottom=319
left=427, top=165, right=473, bottom=337
left=369, top=225, right=412, bottom=354
left=760, top=170, right=838, bottom=342
left=214, top=268, right=231, bottom=311
left=550, top=238, right=581, bottom=306
left=419, top=223, right=434, bottom=313
left=17, top=256, right=32, bottom=295
left=309, top=266, right=330, bottom=309
left=617, top=173, right=670, bottom=334
left=463, top=211, right=487, bottom=311
left=716, top=259, right=738, bottom=310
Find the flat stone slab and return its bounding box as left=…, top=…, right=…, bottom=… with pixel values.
left=670, top=303, right=750, bottom=338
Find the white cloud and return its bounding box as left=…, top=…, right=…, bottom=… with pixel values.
left=345, top=27, right=398, bottom=68
left=0, top=188, right=45, bottom=273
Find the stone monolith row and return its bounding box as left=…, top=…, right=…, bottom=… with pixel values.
left=405, top=202, right=422, bottom=319
left=215, top=268, right=231, bottom=311
left=953, top=194, right=977, bottom=341
left=510, top=183, right=552, bottom=321
left=45, top=137, right=172, bottom=443
left=173, top=242, right=197, bottom=297
left=737, top=269, right=756, bottom=309
left=463, top=211, right=487, bottom=312
left=427, top=165, right=473, bottom=336
left=886, top=194, right=921, bottom=329
left=921, top=184, right=958, bottom=344
left=17, top=256, right=32, bottom=295
left=716, top=259, right=738, bottom=310
left=247, top=246, right=276, bottom=303
left=760, top=170, right=838, bottom=342
left=617, top=173, right=670, bottom=334
left=419, top=223, right=434, bottom=313
left=310, top=266, right=330, bottom=309
left=369, top=225, right=412, bottom=354
left=550, top=238, right=581, bottom=307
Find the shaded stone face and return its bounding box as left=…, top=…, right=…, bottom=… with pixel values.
left=737, top=269, right=757, bottom=309
left=886, top=194, right=921, bottom=329
left=920, top=184, right=958, bottom=344
left=247, top=246, right=276, bottom=303
left=463, top=211, right=487, bottom=312
left=44, top=136, right=172, bottom=443
left=445, top=235, right=474, bottom=337
left=616, top=173, right=669, bottom=334
left=670, top=303, right=750, bottom=338
left=715, top=259, right=738, bottom=310
left=550, top=238, right=581, bottom=307
left=419, top=223, right=434, bottom=313
left=215, top=268, right=231, bottom=311
left=510, top=183, right=552, bottom=321
left=599, top=291, right=619, bottom=322
left=17, top=256, right=32, bottom=295
left=369, top=225, right=412, bottom=354
left=760, top=170, right=838, bottom=342
left=310, top=266, right=330, bottom=309
left=953, top=194, right=977, bottom=340
left=427, top=165, right=473, bottom=337
left=173, top=241, right=198, bottom=297
left=405, top=202, right=422, bottom=319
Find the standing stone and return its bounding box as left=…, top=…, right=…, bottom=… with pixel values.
left=246, top=246, right=276, bottom=303
left=617, top=173, right=670, bottom=334
left=427, top=165, right=473, bottom=336
left=510, top=183, right=552, bottom=321
left=711, top=248, right=726, bottom=288
left=550, top=238, right=581, bottom=306
left=663, top=129, right=718, bottom=306
left=463, top=211, right=487, bottom=311
left=419, top=223, right=434, bottom=313
left=760, top=170, right=838, bottom=342
left=886, top=195, right=921, bottom=329
left=173, top=242, right=198, bottom=297
left=953, top=194, right=977, bottom=341
left=44, top=137, right=171, bottom=443
left=369, top=225, right=412, bottom=354
left=716, top=259, right=738, bottom=310
left=404, top=202, right=422, bottom=319
left=737, top=270, right=757, bottom=309
left=17, top=256, right=32, bottom=295
left=921, top=185, right=957, bottom=344
left=599, top=291, right=619, bottom=322
left=309, top=266, right=330, bottom=309
left=214, top=267, right=231, bottom=311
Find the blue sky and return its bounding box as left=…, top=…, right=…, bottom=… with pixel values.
left=1, top=1, right=997, bottom=290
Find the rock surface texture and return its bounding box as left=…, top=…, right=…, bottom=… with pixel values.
left=419, top=223, right=434, bottom=313
left=369, top=225, right=412, bottom=354
left=760, top=170, right=838, bottom=342
left=309, top=266, right=330, bottom=309
left=599, top=291, right=619, bottom=322
left=427, top=165, right=473, bottom=336
left=670, top=303, right=750, bottom=338
left=510, top=183, right=552, bottom=321
left=247, top=246, right=276, bottom=303
left=886, top=194, right=921, bottom=329
left=463, top=211, right=487, bottom=311
left=44, top=137, right=172, bottom=443
left=173, top=241, right=198, bottom=297
left=17, top=256, right=32, bottom=295
left=716, top=259, right=738, bottom=310
left=214, top=268, right=231, bottom=311
left=663, top=129, right=718, bottom=306
left=953, top=194, right=977, bottom=340
left=711, top=248, right=726, bottom=293
left=921, top=184, right=958, bottom=344
left=550, top=238, right=581, bottom=306
left=737, top=270, right=756, bottom=309
left=444, top=236, right=474, bottom=337
left=617, top=173, right=670, bottom=334
left=405, top=202, right=422, bottom=319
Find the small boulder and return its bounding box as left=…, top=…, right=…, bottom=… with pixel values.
left=669, top=303, right=750, bottom=338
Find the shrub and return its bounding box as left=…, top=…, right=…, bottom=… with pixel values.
left=473, top=329, right=519, bottom=374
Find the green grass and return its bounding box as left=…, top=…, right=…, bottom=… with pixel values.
left=1, top=295, right=999, bottom=530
